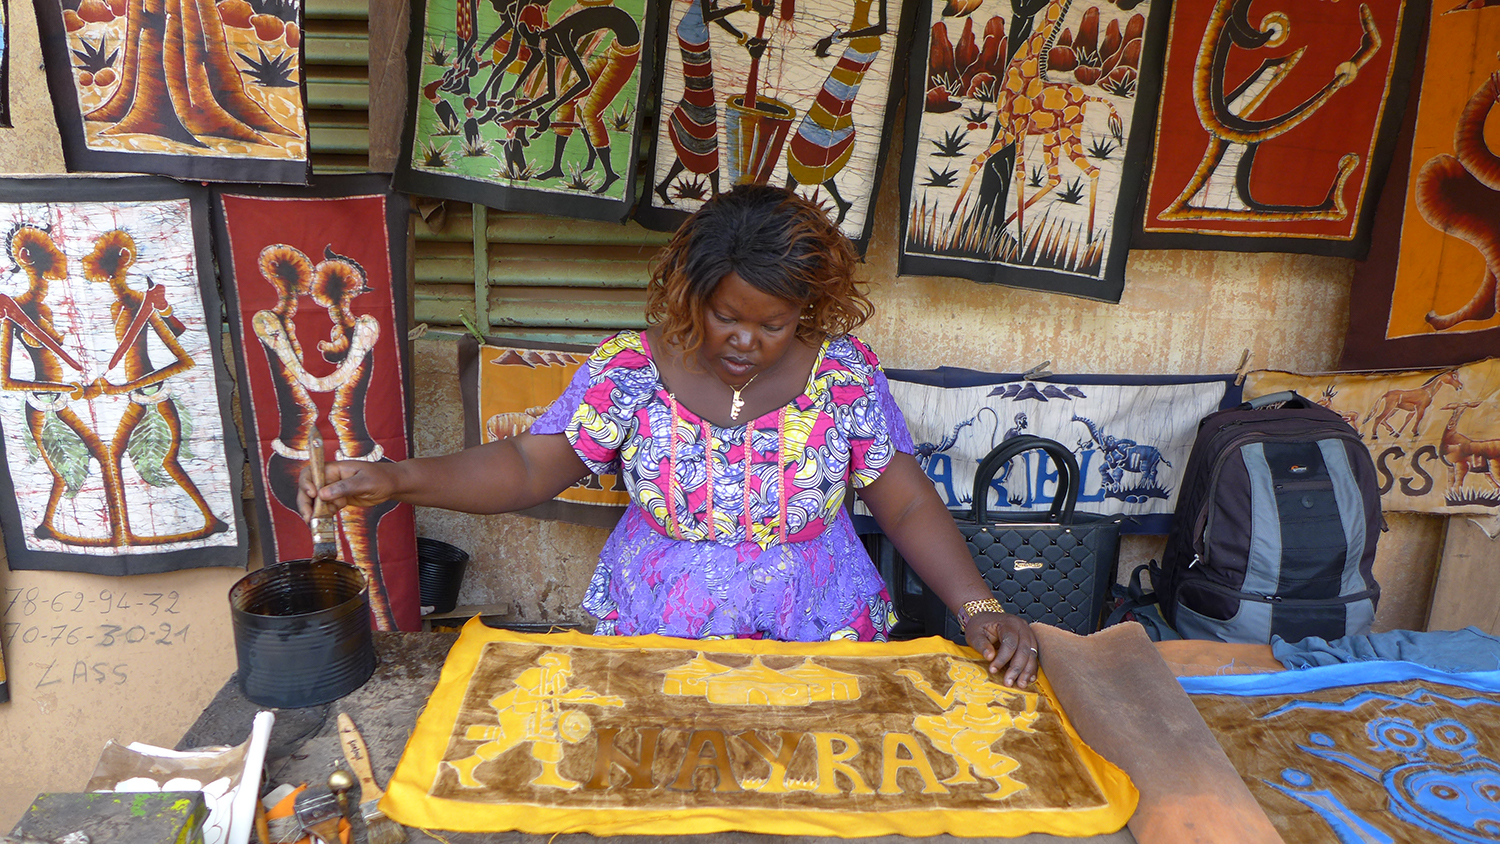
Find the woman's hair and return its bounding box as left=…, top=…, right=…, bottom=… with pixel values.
left=645, top=185, right=872, bottom=358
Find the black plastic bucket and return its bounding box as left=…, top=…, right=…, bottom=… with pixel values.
left=229, top=559, right=375, bottom=708
left=417, top=538, right=470, bottom=615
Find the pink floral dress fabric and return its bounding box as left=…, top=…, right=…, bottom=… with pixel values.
left=530, top=330, right=915, bottom=641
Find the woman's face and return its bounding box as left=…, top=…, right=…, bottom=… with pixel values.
left=698, top=271, right=804, bottom=385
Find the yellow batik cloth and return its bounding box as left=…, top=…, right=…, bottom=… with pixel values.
left=381, top=619, right=1137, bottom=838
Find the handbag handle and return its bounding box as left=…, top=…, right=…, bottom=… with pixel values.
left=1242, top=390, right=1315, bottom=410
left=970, top=434, right=1081, bottom=525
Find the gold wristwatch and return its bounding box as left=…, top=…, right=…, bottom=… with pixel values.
left=957, top=598, right=1006, bottom=633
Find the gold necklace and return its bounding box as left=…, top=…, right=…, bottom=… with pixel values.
left=728, top=372, right=760, bottom=421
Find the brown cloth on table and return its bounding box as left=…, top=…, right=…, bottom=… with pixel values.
left=1153, top=640, right=1284, bottom=678
left=1036, top=623, right=1285, bottom=844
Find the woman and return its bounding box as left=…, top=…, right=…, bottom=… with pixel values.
left=301, top=185, right=1039, bottom=686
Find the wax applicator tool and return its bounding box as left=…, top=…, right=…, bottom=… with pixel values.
left=307, top=426, right=338, bottom=563
left=293, top=788, right=342, bottom=844
left=337, top=712, right=407, bottom=844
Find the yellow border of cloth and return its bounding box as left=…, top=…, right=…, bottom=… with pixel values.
left=382, top=618, right=1137, bottom=838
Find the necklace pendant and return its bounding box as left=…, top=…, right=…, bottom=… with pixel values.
left=730, top=390, right=745, bottom=421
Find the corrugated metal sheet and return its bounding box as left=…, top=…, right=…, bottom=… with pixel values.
left=304, top=0, right=370, bottom=172
left=302, top=3, right=660, bottom=342
left=413, top=205, right=666, bottom=344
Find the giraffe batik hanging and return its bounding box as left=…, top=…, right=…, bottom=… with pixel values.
left=0, top=177, right=248, bottom=575
left=897, top=0, right=1168, bottom=301
left=32, top=0, right=309, bottom=182
left=634, top=0, right=915, bottom=253
left=215, top=175, right=421, bottom=632
left=1134, top=0, right=1422, bottom=258
left=393, top=0, right=659, bottom=223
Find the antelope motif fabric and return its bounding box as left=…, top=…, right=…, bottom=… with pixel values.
left=1244, top=361, right=1500, bottom=521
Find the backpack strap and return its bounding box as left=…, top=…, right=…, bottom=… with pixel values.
left=1104, top=562, right=1157, bottom=628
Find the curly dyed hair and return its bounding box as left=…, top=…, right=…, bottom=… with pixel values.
left=646, top=185, right=872, bottom=359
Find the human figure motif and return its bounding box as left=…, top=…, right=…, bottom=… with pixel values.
left=445, top=653, right=624, bottom=788
left=785, top=0, right=888, bottom=226
left=897, top=659, right=1039, bottom=800
left=500, top=0, right=643, bottom=193
left=0, top=224, right=107, bottom=545
left=654, top=0, right=764, bottom=204
left=310, top=247, right=399, bottom=629
left=85, top=229, right=228, bottom=545
left=250, top=244, right=397, bottom=628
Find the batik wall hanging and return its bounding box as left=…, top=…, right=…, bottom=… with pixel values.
left=383, top=619, right=1137, bottom=837
left=896, top=0, right=1168, bottom=301
left=214, top=175, right=420, bottom=632
left=1181, top=662, right=1500, bottom=844
left=878, top=367, right=1240, bottom=533
left=1, top=0, right=10, bottom=129
left=633, top=0, right=915, bottom=253
left=1134, top=0, right=1423, bottom=258
left=458, top=335, right=629, bottom=528
left=1341, top=0, right=1500, bottom=371
left=1244, top=360, right=1500, bottom=520
left=393, top=0, right=658, bottom=223
left=0, top=177, right=247, bottom=575
left=32, top=0, right=309, bottom=182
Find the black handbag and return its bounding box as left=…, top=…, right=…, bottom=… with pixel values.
left=897, top=434, right=1122, bottom=640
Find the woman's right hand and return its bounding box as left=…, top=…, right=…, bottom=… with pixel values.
left=297, top=459, right=400, bottom=521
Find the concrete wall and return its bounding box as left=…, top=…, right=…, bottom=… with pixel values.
left=0, top=0, right=1441, bottom=826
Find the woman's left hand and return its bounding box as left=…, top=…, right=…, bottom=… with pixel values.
left=964, top=612, right=1039, bottom=688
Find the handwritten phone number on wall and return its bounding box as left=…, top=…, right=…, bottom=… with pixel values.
left=4, top=622, right=190, bottom=649
left=4, top=587, right=182, bottom=618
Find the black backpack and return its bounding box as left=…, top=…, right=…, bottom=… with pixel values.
left=1156, top=391, right=1383, bottom=644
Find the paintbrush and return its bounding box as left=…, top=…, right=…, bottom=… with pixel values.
left=307, top=426, right=338, bottom=563
left=337, top=712, right=407, bottom=844
left=292, top=789, right=342, bottom=844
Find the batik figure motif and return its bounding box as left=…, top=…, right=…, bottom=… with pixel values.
left=457, top=336, right=628, bottom=529
left=1184, top=664, right=1500, bottom=844
left=898, top=0, right=1165, bottom=301
left=382, top=621, right=1137, bottom=838
left=1246, top=361, right=1500, bottom=519
left=34, top=0, right=308, bottom=180
left=217, top=180, right=419, bottom=631
left=639, top=0, right=912, bottom=250
left=1136, top=0, right=1420, bottom=257
left=880, top=370, right=1236, bottom=533
left=0, top=188, right=242, bottom=572
left=1341, top=3, right=1500, bottom=369
left=397, top=0, right=654, bottom=221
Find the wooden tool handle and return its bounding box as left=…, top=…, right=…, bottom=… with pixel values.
left=308, top=427, right=329, bottom=520
left=337, top=712, right=385, bottom=801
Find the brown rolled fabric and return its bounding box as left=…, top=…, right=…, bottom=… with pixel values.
left=1035, top=623, right=1285, bottom=844
left=1153, top=640, right=1284, bottom=678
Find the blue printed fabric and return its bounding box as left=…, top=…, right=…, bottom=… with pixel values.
left=1182, top=662, right=1500, bottom=843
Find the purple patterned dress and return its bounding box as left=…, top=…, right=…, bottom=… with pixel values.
left=530, top=330, right=916, bottom=642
